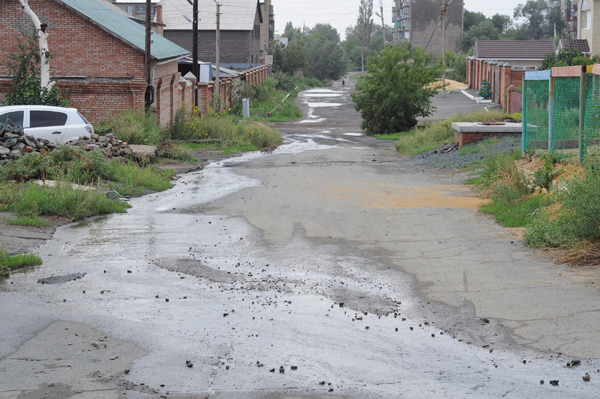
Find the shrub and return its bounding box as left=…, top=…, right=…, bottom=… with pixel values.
left=525, top=173, right=600, bottom=247
left=102, top=109, right=161, bottom=145
left=352, top=43, right=441, bottom=135
left=162, top=109, right=282, bottom=149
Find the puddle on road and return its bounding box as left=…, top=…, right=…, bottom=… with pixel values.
left=325, top=182, right=483, bottom=209
left=298, top=118, right=327, bottom=123
left=303, top=89, right=345, bottom=94
left=301, top=93, right=343, bottom=98
left=304, top=102, right=343, bottom=108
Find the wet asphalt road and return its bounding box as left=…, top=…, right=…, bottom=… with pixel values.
left=1, top=75, right=600, bottom=398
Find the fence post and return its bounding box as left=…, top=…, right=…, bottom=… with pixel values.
left=522, top=75, right=527, bottom=153
left=579, top=65, right=587, bottom=166
left=548, top=73, right=554, bottom=151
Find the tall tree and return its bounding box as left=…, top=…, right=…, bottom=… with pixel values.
left=310, top=23, right=340, bottom=43
left=16, top=0, right=52, bottom=89
left=304, top=33, right=347, bottom=81
left=491, top=14, right=512, bottom=34
left=356, top=0, right=374, bottom=73
left=284, top=21, right=294, bottom=34
left=460, top=20, right=500, bottom=53
left=463, top=10, right=487, bottom=32
left=513, top=0, right=562, bottom=40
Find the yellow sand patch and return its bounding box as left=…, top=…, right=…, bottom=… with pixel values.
left=428, top=79, right=468, bottom=91
left=325, top=182, right=485, bottom=209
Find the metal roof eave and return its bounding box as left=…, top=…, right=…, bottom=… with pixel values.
left=56, top=0, right=188, bottom=60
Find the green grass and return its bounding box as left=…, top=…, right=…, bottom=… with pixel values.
left=480, top=194, right=554, bottom=227
left=0, top=146, right=177, bottom=224
left=0, top=182, right=131, bottom=221
left=395, top=109, right=508, bottom=155
left=6, top=216, right=50, bottom=227
left=375, top=132, right=405, bottom=140
left=104, top=162, right=174, bottom=196
left=101, top=109, right=162, bottom=145
left=464, top=149, right=553, bottom=228
left=458, top=144, right=481, bottom=156
left=163, top=110, right=282, bottom=149
left=0, top=147, right=174, bottom=197
left=0, top=246, right=43, bottom=278
left=524, top=172, right=600, bottom=248
left=350, top=72, right=367, bottom=80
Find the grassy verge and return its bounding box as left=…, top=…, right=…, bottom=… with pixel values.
left=231, top=73, right=324, bottom=122
left=469, top=149, right=600, bottom=264
left=394, top=109, right=508, bottom=155
left=0, top=182, right=131, bottom=221
left=0, top=245, right=43, bottom=278
left=468, top=150, right=555, bottom=228
left=0, top=147, right=176, bottom=223
left=163, top=109, right=282, bottom=152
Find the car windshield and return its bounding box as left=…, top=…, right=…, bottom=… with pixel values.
left=0, top=110, right=24, bottom=127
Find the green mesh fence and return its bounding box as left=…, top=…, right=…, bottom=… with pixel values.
left=552, top=77, right=580, bottom=150
left=523, top=79, right=549, bottom=151
left=584, top=74, right=600, bottom=163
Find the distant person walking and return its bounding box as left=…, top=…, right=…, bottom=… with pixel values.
left=342, top=79, right=345, bottom=88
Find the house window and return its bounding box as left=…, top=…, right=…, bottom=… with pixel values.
left=582, top=10, right=592, bottom=29
left=124, top=5, right=132, bottom=15
left=135, top=5, right=146, bottom=14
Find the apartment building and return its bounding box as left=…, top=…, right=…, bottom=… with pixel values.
left=578, top=0, right=600, bottom=53
left=392, top=0, right=463, bottom=54
left=259, top=0, right=275, bottom=55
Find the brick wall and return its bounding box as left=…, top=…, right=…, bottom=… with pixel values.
left=194, top=64, right=270, bottom=114
left=0, top=0, right=191, bottom=126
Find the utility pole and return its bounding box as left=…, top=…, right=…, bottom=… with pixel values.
left=144, top=0, right=153, bottom=112
left=380, top=0, right=386, bottom=46
left=214, top=0, right=221, bottom=110
left=187, top=0, right=199, bottom=110
left=375, top=1, right=385, bottom=48
left=442, top=0, right=446, bottom=98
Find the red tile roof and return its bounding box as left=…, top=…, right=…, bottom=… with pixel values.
left=475, top=40, right=556, bottom=60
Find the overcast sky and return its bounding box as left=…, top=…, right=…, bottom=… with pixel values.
left=274, top=0, right=525, bottom=38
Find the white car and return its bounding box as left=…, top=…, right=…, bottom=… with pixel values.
left=0, top=105, right=94, bottom=144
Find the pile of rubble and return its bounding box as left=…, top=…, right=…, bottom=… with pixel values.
left=67, top=133, right=135, bottom=159
left=0, top=122, right=58, bottom=160
left=0, top=121, right=155, bottom=161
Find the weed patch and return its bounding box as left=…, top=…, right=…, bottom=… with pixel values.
left=101, top=109, right=161, bottom=145
left=0, top=245, right=43, bottom=277
left=163, top=110, right=282, bottom=150
left=0, top=182, right=130, bottom=220
left=525, top=173, right=600, bottom=247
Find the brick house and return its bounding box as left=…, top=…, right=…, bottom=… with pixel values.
left=162, top=0, right=263, bottom=64
left=0, top=0, right=192, bottom=126
left=466, top=40, right=556, bottom=110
